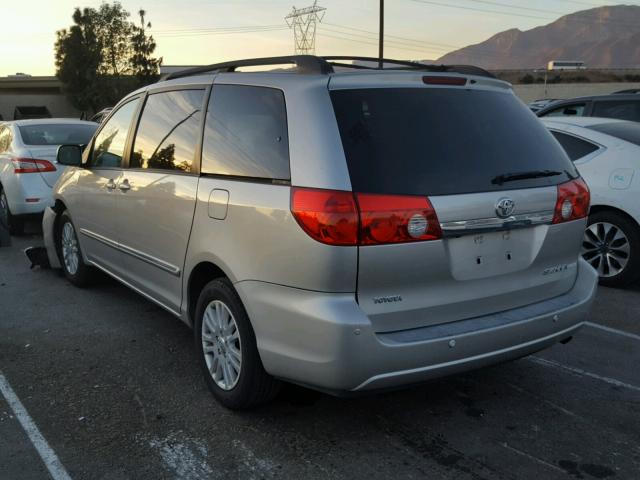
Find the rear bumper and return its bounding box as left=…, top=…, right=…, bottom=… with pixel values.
left=237, top=257, right=598, bottom=393
left=1, top=172, right=52, bottom=215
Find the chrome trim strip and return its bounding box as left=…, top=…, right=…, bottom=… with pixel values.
left=79, top=228, right=181, bottom=276
left=79, top=227, right=118, bottom=248
left=440, top=211, right=554, bottom=237
left=87, top=260, right=182, bottom=318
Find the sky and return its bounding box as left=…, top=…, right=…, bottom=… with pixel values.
left=1, top=0, right=638, bottom=76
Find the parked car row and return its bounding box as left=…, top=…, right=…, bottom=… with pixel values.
left=528, top=98, right=561, bottom=113
left=2, top=56, right=637, bottom=409
left=533, top=92, right=640, bottom=122
left=543, top=117, right=640, bottom=287
left=0, top=119, right=97, bottom=234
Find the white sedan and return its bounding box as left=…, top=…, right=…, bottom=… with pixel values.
left=542, top=116, right=640, bottom=287
left=0, top=119, right=97, bottom=234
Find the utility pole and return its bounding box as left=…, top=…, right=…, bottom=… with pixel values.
left=378, top=0, right=384, bottom=68
left=285, top=1, right=326, bottom=55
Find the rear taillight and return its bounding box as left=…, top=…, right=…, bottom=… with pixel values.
left=356, top=193, right=441, bottom=245
left=291, top=187, right=442, bottom=246
left=552, top=178, right=590, bottom=224
left=291, top=188, right=359, bottom=246
left=11, top=158, right=56, bottom=174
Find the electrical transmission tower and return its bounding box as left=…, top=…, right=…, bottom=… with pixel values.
left=285, top=1, right=326, bottom=55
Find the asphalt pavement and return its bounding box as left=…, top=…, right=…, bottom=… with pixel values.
left=1, top=230, right=639, bottom=480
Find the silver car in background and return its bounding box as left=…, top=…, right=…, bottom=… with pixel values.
left=0, top=119, right=97, bottom=233
left=43, top=56, right=598, bottom=409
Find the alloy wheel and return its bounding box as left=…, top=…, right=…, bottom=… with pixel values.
left=0, top=192, right=9, bottom=228
left=61, top=222, right=80, bottom=275
left=582, top=222, right=630, bottom=278
left=201, top=300, right=242, bottom=390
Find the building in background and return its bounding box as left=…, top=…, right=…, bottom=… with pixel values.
left=0, top=75, right=80, bottom=121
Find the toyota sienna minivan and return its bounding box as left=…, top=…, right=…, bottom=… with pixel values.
left=43, top=56, right=598, bottom=409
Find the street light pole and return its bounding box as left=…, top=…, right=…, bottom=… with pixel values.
left=378, top=0, right=384, bottom=68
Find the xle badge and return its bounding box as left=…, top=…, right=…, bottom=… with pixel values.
left=543, top=264, right=569, bottom=276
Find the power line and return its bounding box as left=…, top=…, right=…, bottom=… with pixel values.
left=318, top=22, right=580, bottom=64
left=409, top=0, right=640, bottom=29
left=410, top=0, right=552, bottom=20
left=318, top=22, right=546, bottom=61
left=154, top=26, right=288, bottom=38
left=323, top=22, right=460, bottom=49
left=319, top=26, right=450, bottom=53
left=318, top=32, right=437, bottom=55
left=468, top=0, right=640, bottom=16
left=465, top=0, right=565, bottom=15
left=154, top=24, right=286, bottom=33
left=317, top=31, right=548, bottom=63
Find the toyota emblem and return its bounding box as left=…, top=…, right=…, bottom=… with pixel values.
left=495, top=198, right=515, bottom=218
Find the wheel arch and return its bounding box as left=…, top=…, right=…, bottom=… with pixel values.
left=186, top=261, right=230, bottom=327
left=586, top=204, right=640, bottom=287
left=51, top=199, right=68, bottom=251
left=589, top=204, right=640, bottom=230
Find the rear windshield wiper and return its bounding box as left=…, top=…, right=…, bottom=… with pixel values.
left=491, top=170, right=563, bottom=185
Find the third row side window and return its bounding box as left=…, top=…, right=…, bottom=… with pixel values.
left=201, top=85, right=290, bottom=180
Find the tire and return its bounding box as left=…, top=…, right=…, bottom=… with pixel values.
left=0, top=188, right=24, bottom=235
left=194, top=278, right=281, bottom=410
left=582, top=211, right=640, bottom=288
left=57, top=211, right=94, bottom=287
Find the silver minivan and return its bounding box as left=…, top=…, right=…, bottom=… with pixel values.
left=43, top=56, right=598, bottom=409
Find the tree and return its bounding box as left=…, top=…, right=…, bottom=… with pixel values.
left=519, top=74, right=535, bottom=84
left=94, top=2, right=133, bottom=77
left=130, top=10, right=162, bottom=86
left=55, top=2, right=162, bottom=113
left=54, top=8, right=102, bottom=112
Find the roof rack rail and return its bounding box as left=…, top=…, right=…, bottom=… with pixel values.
left=163, top=54, right=495, bottom=81
left=322, top=56, right=495, bottom=79
left=164, top=55, right=333, bottom=80
left=323, top=56, right=437, bottom=70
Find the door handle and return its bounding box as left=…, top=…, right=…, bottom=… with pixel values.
left=118, top=179, right=131, bottom=192
left=105, top=179, right=116, bottom=190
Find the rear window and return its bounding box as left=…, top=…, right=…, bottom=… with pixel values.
left=330, top=88, right=576, bottom=196
left=550, top=131, right=600, bottom=161
left=587, top=122, right=640, bottom=147
left=592, top=100, right=640, bottom=122
left=539, top=103, right=586, bottom=117
left=19, top=123, right=97, bottom=146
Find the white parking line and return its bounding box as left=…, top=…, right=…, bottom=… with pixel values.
left=528, top=357, right=640, bottom=393
left=585, top=322, right=640, bottom=342
left=0, top=372, right=72, bottom=480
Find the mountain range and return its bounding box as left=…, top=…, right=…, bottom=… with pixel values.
left=432, top=5, right=640, bottom=69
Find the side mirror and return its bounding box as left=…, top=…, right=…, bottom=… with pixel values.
left=56, top=144, right=83, bottom=167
